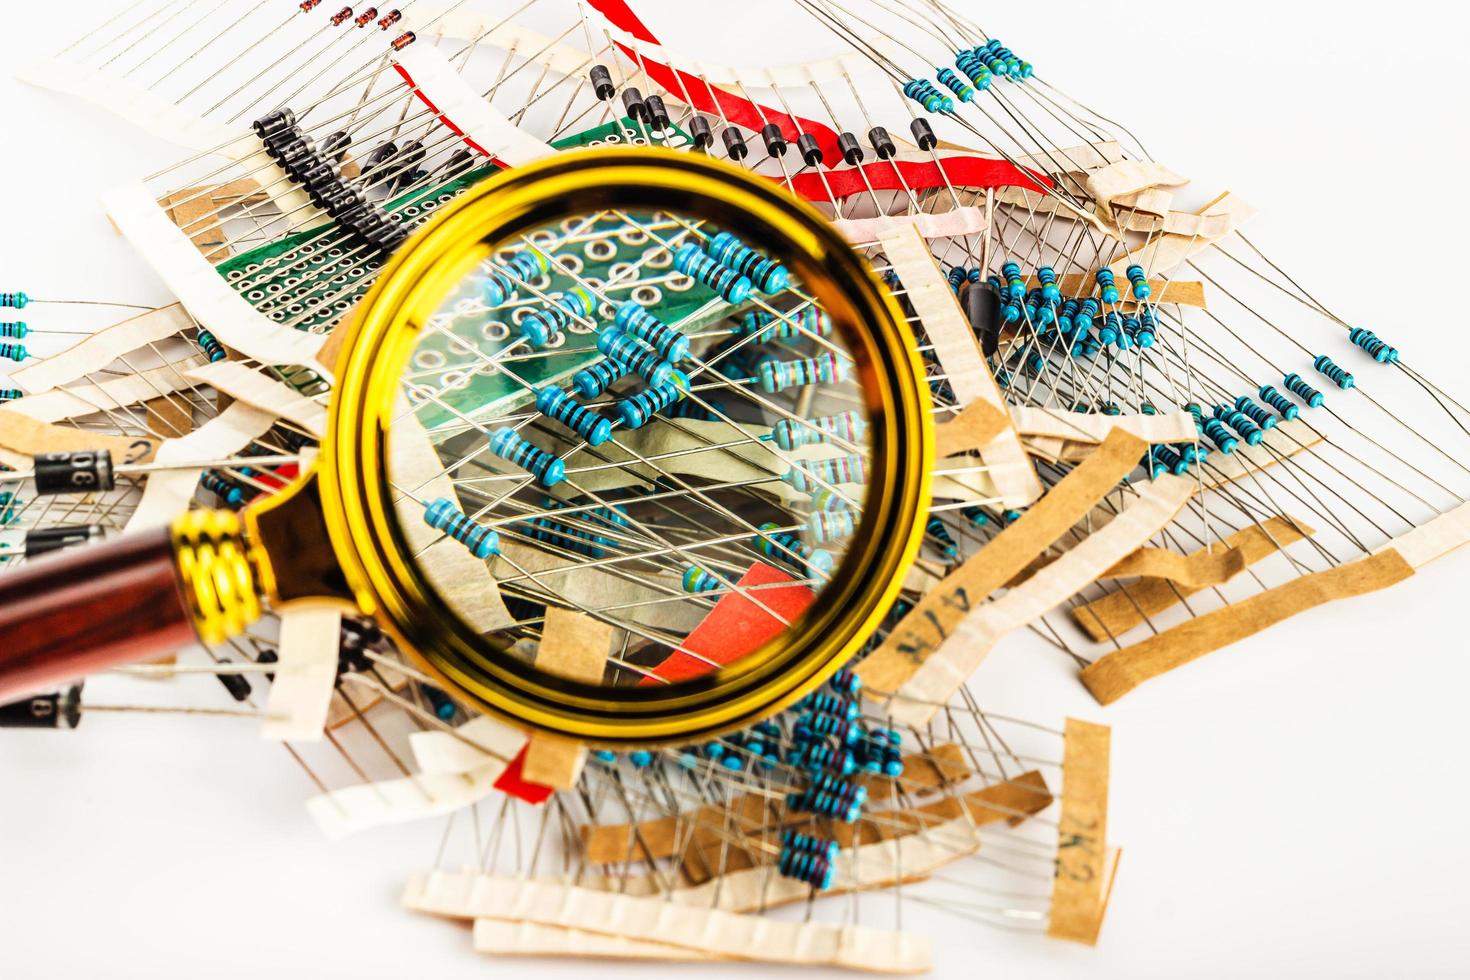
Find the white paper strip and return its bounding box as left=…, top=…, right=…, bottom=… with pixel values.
left=410, top=715, right=527, bottom=775
left=307, top=762, right=506, bottom=841
left=11, top=305, right=195, bottom=394
left=185, top=361, right=328, bottom=438
left=262, top=607, right=343, bottom=742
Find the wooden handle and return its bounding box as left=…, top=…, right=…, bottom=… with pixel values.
left=0, top=528, right=198, bottom=702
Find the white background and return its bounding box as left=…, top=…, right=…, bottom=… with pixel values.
left=3, top=2, right=1470, bottom=978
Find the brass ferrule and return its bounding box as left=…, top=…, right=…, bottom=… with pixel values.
left=170, top=509, right=264, bottom=646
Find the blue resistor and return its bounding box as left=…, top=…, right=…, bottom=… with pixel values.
left=772, top=410, right=867, bottom=451
left=953, top=49, right=994, bottom=89
left=674, top=243, right=752, bottom=303
left=935, top=66, right=976, bottom=103
left=1037, top=266, right=1061, bottom=303
left=801, top=691, right=859, bottom=721
left=758, top=352, right=851, bottom=393
left=777, top=846, right=834, bottom=890
left=1133, top=309, right=1156, bottom=347
left=782, top=829, right=840, bottom=862
left=523, top=511, right=620, bottom=558
left=535, top=385, right=613, bottom=446
left=571, top=357, right=628, bottom=398
left=808, top=508, right=857, bottom=544
left=755, top=521, right=833, bottom=576
left=1186, top=402, right=1205, bottom=433
left=1202, top=417, right=1238, bottom=454
left=781, top=453, right=867, bottom=493
left=629, top=750, right=653, bottom=768
left=926, top=515, right=958, bottom=559
left=195, top=329, right=227, bottom=362
left=1125, top=264, right=1150, bottom=299
left=596, top=330, right=674, bottom=386
left=200, top=471, right=244, bottom=506
left=0, top=322, right=27, bottom=339
left=1214, top=404, right=1263, bottom=445
left=1348, top=327, right=1399, bottom=364
left=1146, top=445, right=1189, bottom=477
left=788, top=772, right=867, bottom=821
left=788, top=740, right=856, bottom=776
left=901, top=78, right=953, bottom=113
left=1095, top=268, right=1120, bottom=304
left=1057, top=299, right=1080, bottom=334
left=614, top=300, right=689, bottom=361
left=421, top=685, right=457, bottom=722
left=488, top=427, right=565, bottom=487
left=0, top=342, right=29, bottom=362
left=1001, top=261, right=1025, bottom=300
left=829, top=668, right=861, bottom=697
left=947, top=266, right=967, bottom=292
left=0, top=292, right=29, bottom=309
left=424, top=496, right=501, bottom=558
left=1098, top=312, right=1122, bottom=346
left=1257, top=384, right=1301, bottom=421
left=809, top=488, right=852, bottom=512
left=665, top=397, right=726, bottom=422
left=0, top=389, right=21, bottom=402
left=682, top=566, right=721, bottom=593
left=707, top=231, right=789, bottom=293
left=737, top=306, right=832, bottom=341
left=1075, top=298, right=1099, bottom=332
left=615, top=370, right=688, bottom=428
left=1283, top=373, right=1326, bottom=408
left=961, top=505, right=990, bottom=527
left=1233, top=396, right=1278, bottom=431
left=520, top=288, right=591, bottom=348
left=1313, top=354, right=1355, bottom=390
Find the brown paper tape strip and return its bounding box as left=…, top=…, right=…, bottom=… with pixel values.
left=1046, top=719, right=1111, bottom=945
left=535, top=607, right=613, bottom=684
left=1072, top=515, right=1314, bottom=643
left=857, top=429, right=1148, bottom=697
left=1080, top=548, right=1415, bottom=705
left=1099, top=543, right=1247, bottom=589
left=1024, top=275, right=1205, bottom=309
left=581, top=745, right=971, bottom=864
left=934, top=398, right=1011, bottom=458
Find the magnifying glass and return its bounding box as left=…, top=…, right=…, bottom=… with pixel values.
left=0, top=148, right=932, bottom=745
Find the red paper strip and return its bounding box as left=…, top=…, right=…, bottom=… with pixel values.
left=493, top=745, right=556, bottom=804
left=786, top=156, right=1053, bottom=203
left=642, top=562, right=816, bottom=685
left=586, top=0, right=660, bottom=43
left=391, top=62, right=511, bottom=165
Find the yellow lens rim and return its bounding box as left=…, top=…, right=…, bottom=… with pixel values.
left=320, top=146, right=932, bottom=744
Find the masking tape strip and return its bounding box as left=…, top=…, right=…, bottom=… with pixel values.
left=403, top=872, right=933, bottom=973
left=11, top=304, right=195, bottom=394
left=1010, top=405, right=1198, bottom=445
left=410, top=715, right=528, bottom=775
left=888, top=474, right=1195, bottom=725
left=582, top=745, right=970, bottom=863
left=1046, top=719, right=1112, bottom=945
left=879, top=223, right=1043, bottom=507
left=521, top=732, right=588, bottom=791
left=185, top=361, right=328, bottom=438
left=393, top=43, right=556, bottom=166
left=1377, top=500, right=1470, bottom=569
left=535, top=606, right=613, bottom=683
left=1080, top=549, right=1416, bottom=705
left=307, top=761, right=507, bottom=841
left=1099, top=543, right=1247, bottom=589
left=857, top=429, right=1147, bottom=697
left=261, top=606, right=342, bottom=741
left=1109, top=192, right=1256, bottom=278
left=102, top=181, right=329, bottom=367
left=122, top=400, right=278, bottom=532
left=834, top=207, right=988, bottom=245
left=5, top=359, right=207, bottom=428
left=1072, top=515, right=1315, bottom=642
left=473, top=919, right=724, bottom=961
left=935, top=398, right=1012, bottom=457
left=1083, top=160, right=1188, bottom=219
left=0, top=409, right=159, bottom=467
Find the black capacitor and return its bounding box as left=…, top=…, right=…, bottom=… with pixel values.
left=252, top=108, right=297, bottom=140
left=26, top=525, right=101, bottom=556
left=620, top=87, right=649, bottom=122
left=321, top=130, right=351, bottom=162
left=319, top=184, right=365, bottom=216
left=910, top=117, right=938, bottom=151
left=868, top=126, right=897, bottom=159
left=363, top=140, right=400, bottom=175
left=760, top=123, right=788, bottom=157
left=216, top=671, right=253, bottom=702
left=837, top=132, right=864, bottom=165
left=255, top=648, right=278, bottom=682
left=963, top=279, right=1004, bottom=357
left=721, top=127, right=749, bottom=160
left=797, top=132, right=823, bottom=167
left=390, top=140, right=426, bottom=190
left=644, top=94, right=671, bottom=132
left=275, top=136, right=315, bottom=167
left=589, top=64, right=616, bottom=101
left=33, top=450, right=114, bottom=495
left=0, top=685, right=83, bottom=729
left=442, top=148, right=475, bottom=175
left=263, top=130, right=304, bottom=161
left=688, top=115, right=714, bottom=149
left=289, top=159, right=336, bottom=187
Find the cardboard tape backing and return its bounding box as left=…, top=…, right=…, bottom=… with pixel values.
left=1046, top=719, right=1114, bottom=945
left=1080, top=549, right=1415, bottom=705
